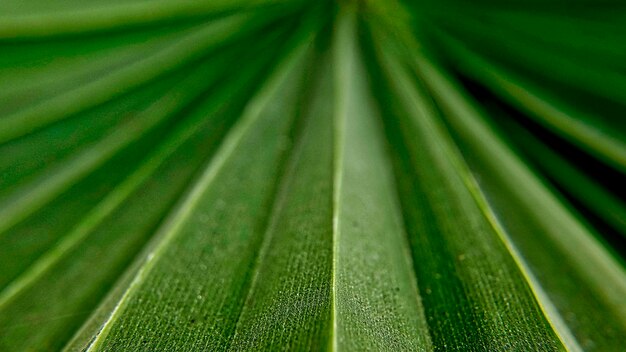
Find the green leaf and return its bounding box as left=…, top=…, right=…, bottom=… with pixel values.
left=72, top=32, right=314, bottom=351
left=0, top=30, right=284, bottom=350
left=332, top=10, right=431, bottom=350
left=368, top=31, right=565, bottom=350
left=0, top=0, right=298, bottom=39
left=1, top=1, right=625, bottom=351
left=429, top=28, right=626, bottom=173
left=405, top=51, right=626, bottom=351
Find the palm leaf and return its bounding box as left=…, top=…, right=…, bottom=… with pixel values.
left=0, top=0, right=624, bottom=351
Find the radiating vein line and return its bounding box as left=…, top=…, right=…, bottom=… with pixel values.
left=226, top=55, right=325, bottom=351
left=0, top=51, right=236, bottom=236
left=225, top=121, right=306, bottom=348
left=0, top=0, right=299, bottom=39
left=401, top=48, right=582, bottom=352
left=0, top=24, right=198, bottom=117
left=422, top=6, right=626, bottom=63
left=408, top=44, right=626, bottom=350
left=372, top=27, right=566, bottom=348
left=0, top=13, right=269, bottom=144
left=332, top=10, right=432, bottom=350
left=498, top=116, right=626, bottom=237
left=83, top=40, right=312, bottom=351
left=0, top=81, right=233, bottom=309
left=431, top=15, right=626, bottom=100
left=330, top=9, right=354, bottom=351
left=432, top=28, right=626, bottom=174
left=414, top=49, right=626, bottom=300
